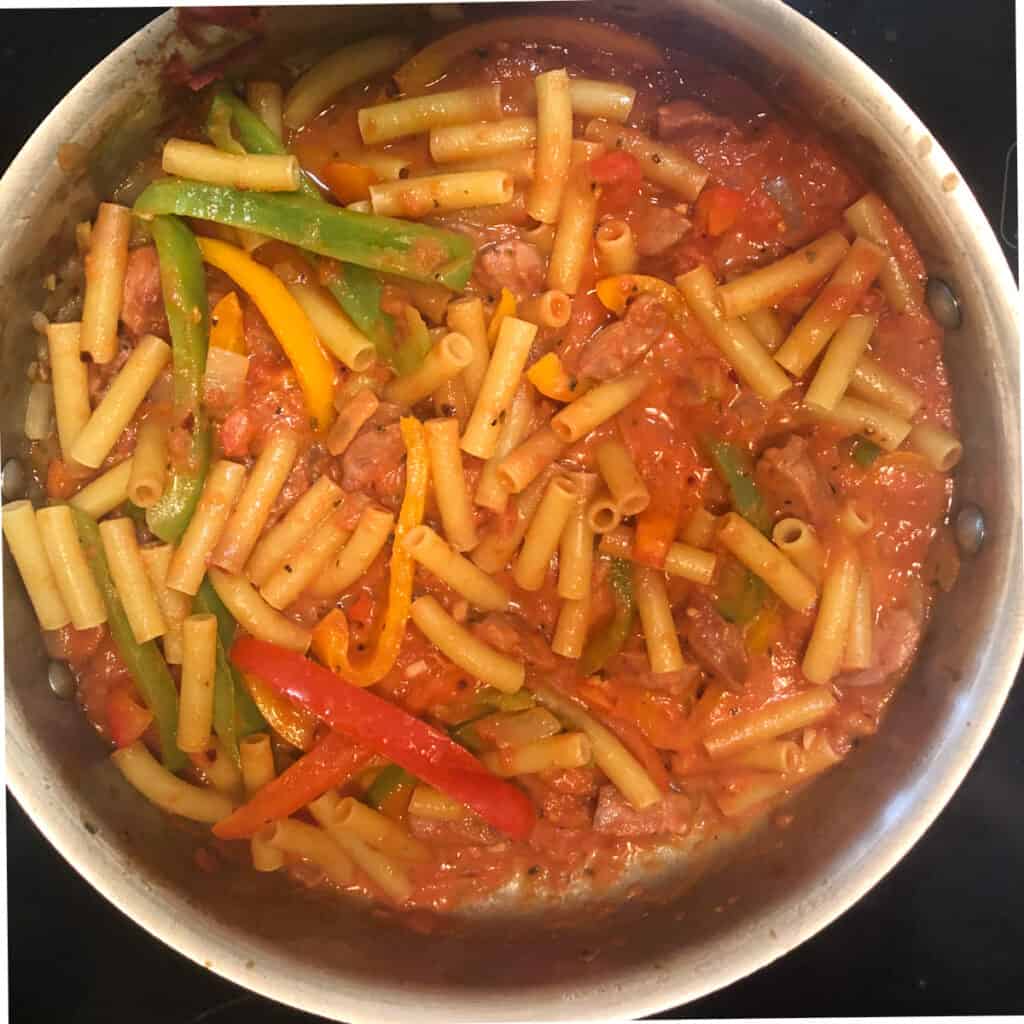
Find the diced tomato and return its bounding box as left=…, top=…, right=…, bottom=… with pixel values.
left=44, top=624, right=105, bottom=664
left=46, top=458, right=79, bottom=500
left=590, top=151, right=644, bottom=211
left=106, top=688, right=154, bottom=749
left=695, top=185, right=745, bottom=237
left=589, top=151, right=643, bottom=187
left=346, top=592, right=375, bottom=625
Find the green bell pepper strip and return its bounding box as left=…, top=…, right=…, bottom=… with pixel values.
left=475, top=687, right=536, bottom=713
left=195, top=579, right=266, bottom=763
left=71, top=508, right=186, bottom=773
left=579, top=557, right=636, bottom=676
left=134, top=179, right=476, bottom=291
left=705, top=438, right=771, bottom=535
left=852, top=436, right=883, bottom=468
left=205, top=91, right=406, bottom=371
left=365, top=764, right=418, bottom=809
left=147, top=215, right=211, bottom=542
left=206, top=90, right=321, bottom=199
left=206, top=94, right=246, bottom=156
left=715, top=556, right=766, bottom=625
left=322, top=262, right=398, bottom=367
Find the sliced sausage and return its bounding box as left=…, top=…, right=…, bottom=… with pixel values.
left=470, top=612, right=558, bottom=670
left=682, top=595, right=749, bottom=687
left=574, top=293, right=667, bottom=381
left=341, top=421, right=407, bottom=502
left=657, top=99, right=735, bottom=138
left=755, top=434, right=836, bottom=524
left=632, top=205, right=692, bottom=256
left=839, top=607, right=922, bottom=689
left=121, top=246, right=168, bottom=339
left=474, top=239, right=545, bottom=299
left=592, top=786, right=691, bottom=838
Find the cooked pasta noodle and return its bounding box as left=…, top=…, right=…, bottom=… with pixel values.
left=309, top=506, right=395, bottom=600
left=424, top=417, right=478, bottom=551
left=461, top=316, right=537, bottom=459
left=513, top=474, right=578, bottom=591
left=37, top=505, right=107, bottom=630
left=70, top=334, right=171, bottom=469
left=167, top=460, right=247, bottom=596
left=139, top=543, right=192, bottom=665
left=715, top=230, right=850, bottom=319
left=99, top=518, right=167, bottom=643
left=80, top=203, right=130, bottom=364
left=177, top=614, right=218, bottom=752
left=213, top=431, right=300, bottom=574
left=359, top=84, right=502, bottom=145
left=46, top=322, right=91, bottom=459
left=402, top=526, right=509, bottom=611
left=527, top=68, right=573, bottom=223
left=208, top=568, right=312, bottom=652
left=283, top=35, right=414, bottom=128
left=2, top=501, right=71, bottom=630
left=410, top=595, right=525, bottom=693
left=584, top=119, right=708, bottom=200
left=718, top=513, right=817, bottom=612
left=246, top=475, right=344, bottom=587
left=112, top=742, right=235, bottom=823
left=775, top=238, right=885, bottom=377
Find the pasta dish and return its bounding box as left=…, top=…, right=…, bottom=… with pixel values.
left=3, top=12, right=961, bottom=912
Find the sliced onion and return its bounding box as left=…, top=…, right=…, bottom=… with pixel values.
left=203, top=346, right=249, bottom=409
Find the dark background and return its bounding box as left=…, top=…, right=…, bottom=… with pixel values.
left=3, top=3, right=1019, bottom=1021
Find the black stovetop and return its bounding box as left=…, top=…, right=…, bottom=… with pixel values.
left=4, top=4, right=1019, bottom=1021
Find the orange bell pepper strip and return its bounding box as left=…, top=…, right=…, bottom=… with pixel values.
left=487, top=287, right=516, bottom=344
left=196, top=237, right=335, bottom=430
left=633, top=486, right=683, bottom=569
left=595, top=273, right=697, bottom=339
left=322, top=161, right=379, bottom=204
left=311, top=416, right=428, bottom=686
left=525, top=352, right=591, bottom=403
left=209, top=291, right=245, bottom=353
left=212, top=731, right=375, bottom=840
left=240, top=670, right=318, bottom=751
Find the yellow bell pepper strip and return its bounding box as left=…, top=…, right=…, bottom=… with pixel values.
left=487, top=287, right=516, bottom=344
left=240, top=670, right=318, bottom=751
left=196, top=237, right=335, bottom=431
left=209, top=291, right=246, bottom=353
left=526, top=352, right=591, bottom=403
left=311, top=416, right=429, bottom=685
left=744, top=597, right=782, bottom=654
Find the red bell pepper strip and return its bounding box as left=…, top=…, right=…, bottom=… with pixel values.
left=213, top=731, right=374, bottom=840
left=230, top=637, right=538, bottom=840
